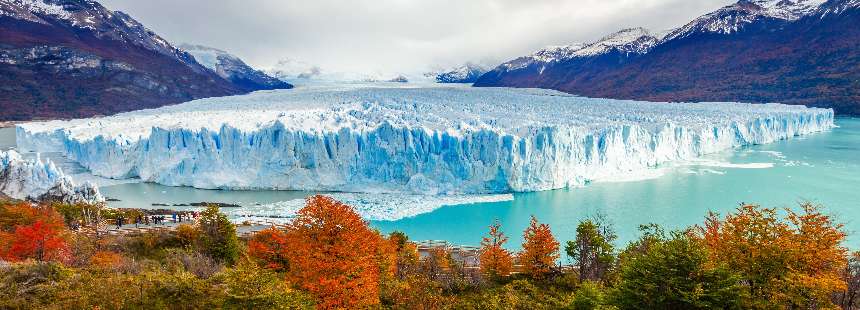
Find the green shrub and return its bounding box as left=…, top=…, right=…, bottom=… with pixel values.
left=613, top=229, right=745, bottom=310
left=222, top=259, right=315, bottom=309
left=197, top=205, right=240, bottom=265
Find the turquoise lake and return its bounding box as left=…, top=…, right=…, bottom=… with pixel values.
left=3, top=118, right=859, bottom=254
left=373, top=118, right=860, bottom=251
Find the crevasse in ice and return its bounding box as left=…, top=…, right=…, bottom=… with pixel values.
left=16, top=85, right=834, bottom=194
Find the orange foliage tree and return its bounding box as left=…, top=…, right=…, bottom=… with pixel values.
left=0, top=201, right=40, bottom=230
left=517, top=216, right=559, bottom=280
left=699, top=203, right=847, bottom=308
left=8, top=219, right=70, bottom=262
left=388, top=231, right=420, bottom=277
left=281, top=195, right=395, bottom=309
left=0, top=202, right=69, bottom=262
left=89, top=250, right=124, bottom=269
left=479, top=220, right=513, bottom=278
left=248, top=227, right=291, bottom=272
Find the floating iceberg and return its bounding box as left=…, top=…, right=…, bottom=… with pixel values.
left=0, top=149, right=104, bottom=204
left=225, top=193, right=515, bottom=222
left=16, top=86, right=834, bottom=194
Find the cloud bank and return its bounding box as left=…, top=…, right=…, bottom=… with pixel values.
left=99, top=0, right=734, bottom=73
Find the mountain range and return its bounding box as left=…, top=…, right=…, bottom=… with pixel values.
left=0, top=0, right=289, bottom=121
left=475, top=0, right=860, bottom=115
left=179, top=44, right=291, bottom=92
left=431, top=63, right=489, bottom=84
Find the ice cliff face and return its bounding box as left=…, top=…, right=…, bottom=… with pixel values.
left=16, top=86, right=834, bottom=194
left=0, top=149, right=104, bottom=204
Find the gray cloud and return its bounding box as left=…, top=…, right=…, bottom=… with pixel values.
left=98, top=0, right=735, bottom=73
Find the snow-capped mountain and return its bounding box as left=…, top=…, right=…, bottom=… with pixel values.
left=476, top=0, right=860, bottom=115
left=0, top=0, right=201, bottom=69
left=431, top=63, right=489, bottom=83
left=0, top=0, right=249, bottom=121
left=496, top=28, right=659, bottom=74
left=477, top=28, right=662, bottom=87
left=179, top=44, right=292, bottom=92
left=664, top=0, right=830, bottom=40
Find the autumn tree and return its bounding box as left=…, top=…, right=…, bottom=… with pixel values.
left=89, top=251, right=124, bottom=269
left=699, top=203, right=847, bottom=309
left=282, top=195, right=395, bottom=309
left=518, top=216, right=559, bottom=280
left=196, top=205, right=240, bottom=265
left=380, top=231, right=453, bottom=308
left=614, top=226, right=746, bottom=309
left=0, top=201, right=40, bottom=230
left=835, top=252, right=860, bottom=310
left=566, top=217, right=616, bottom=283
left=248, top=227, right=291, bottom=272
left=386, top=230, right=420, bottom=279
left=0, top=203, right=70, bottom=263
left=7, top=219, right=70, bottom=262
left=479, top=220, right=513, bottom=279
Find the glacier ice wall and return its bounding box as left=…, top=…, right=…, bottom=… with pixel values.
left=0, top=150, right=104, bottom=204
left=16, top=86, right=835, bottom=194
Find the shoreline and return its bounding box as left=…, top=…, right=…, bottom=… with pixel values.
left=0, top=121, right=23, bottom=129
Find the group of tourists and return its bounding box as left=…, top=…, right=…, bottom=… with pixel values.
left=113, top=211, right=200, bottom=229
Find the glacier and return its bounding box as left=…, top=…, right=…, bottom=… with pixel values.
left=16, top=85, right=834, bottom=195
left=0, top=149, right=104, bottom=204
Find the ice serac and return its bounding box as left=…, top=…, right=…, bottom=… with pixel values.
left=16, top=86, right=834, bottom=195
left=0, top=149, right=104, bottom=204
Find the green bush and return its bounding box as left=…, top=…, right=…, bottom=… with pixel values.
left=197, top=205, right=240, bottom=265
left=222, top=259, right=315, bottom=309
left=571, top=281, right=613, bottom=310
left=454, top=279, right=574, bottom=310
left=613, top=229, right=745, bottom=310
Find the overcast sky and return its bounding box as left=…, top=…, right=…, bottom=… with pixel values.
left=99, top=0, right=735, bottom=73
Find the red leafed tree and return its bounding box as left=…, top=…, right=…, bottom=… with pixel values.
left=479, top=220, right=513, bottom=278
left=518, top=216, right=560, bottom=280
left=282, top=195, right=395, bottom=309
left=8, top=219, right=69, bottom=262
left=0, top=231, right=12, bottom=259
left=0, top=202, right=69, bottom=262
left=248, top=226, right=291, bottom=272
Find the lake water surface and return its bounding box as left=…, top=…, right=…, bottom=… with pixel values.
left=3, top=118, right=859, bottom=251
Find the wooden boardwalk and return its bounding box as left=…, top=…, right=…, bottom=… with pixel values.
left=76, top=220, right=485, bottom=268
left=77, top=219, right=285, bottom=237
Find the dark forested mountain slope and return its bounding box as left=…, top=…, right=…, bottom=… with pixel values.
left=476, top=0, right=860, bottom=115
left=0, top=0, right=274, bottom=121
